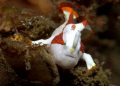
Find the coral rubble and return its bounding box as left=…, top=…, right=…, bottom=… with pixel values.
left=0, top=0, right=114, bottom=85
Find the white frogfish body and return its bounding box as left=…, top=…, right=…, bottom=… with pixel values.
left=32, top=7, right=96, bottom=71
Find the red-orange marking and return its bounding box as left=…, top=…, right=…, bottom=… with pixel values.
left=66, top=12, right=74, bottom=25
left=80, top=42, right=84, bottom=53
left=83, top=20, right=87, bottom=27
left=51, top=33, right=64, bottom=45
left=71, top=24, right=76, bottom=30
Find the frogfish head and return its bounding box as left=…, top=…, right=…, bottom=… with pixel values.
left=63, top=20, right=87, bottom=52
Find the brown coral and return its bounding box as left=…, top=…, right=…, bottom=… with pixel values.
left=1, top=38, right=59, bottom=85
left=27, top=0, right=56, bottom=17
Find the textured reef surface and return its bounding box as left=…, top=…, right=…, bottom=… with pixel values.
left=1, top=0, right=120, bottom=85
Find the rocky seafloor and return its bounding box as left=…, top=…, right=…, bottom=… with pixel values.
left=1, top=0, right=120, bottom=85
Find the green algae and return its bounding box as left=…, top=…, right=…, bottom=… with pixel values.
left=57, top=59, right=111, bottom=86
left=71, top=59, right=111, bottom=86
left=19, top=15, right=60, bottom=40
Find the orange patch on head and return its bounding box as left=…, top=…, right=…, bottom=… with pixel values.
left=83, top=20, right=87, bottom=27
left=51, top=33, right=64, bottom=45
left=71, top=24, right=76, bottom=30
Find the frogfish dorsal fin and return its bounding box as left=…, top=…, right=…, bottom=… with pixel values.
left=61, top=7, right=79, bottom=24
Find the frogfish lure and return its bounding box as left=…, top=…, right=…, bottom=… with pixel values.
left=32, top=7, right=96, bottom=71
